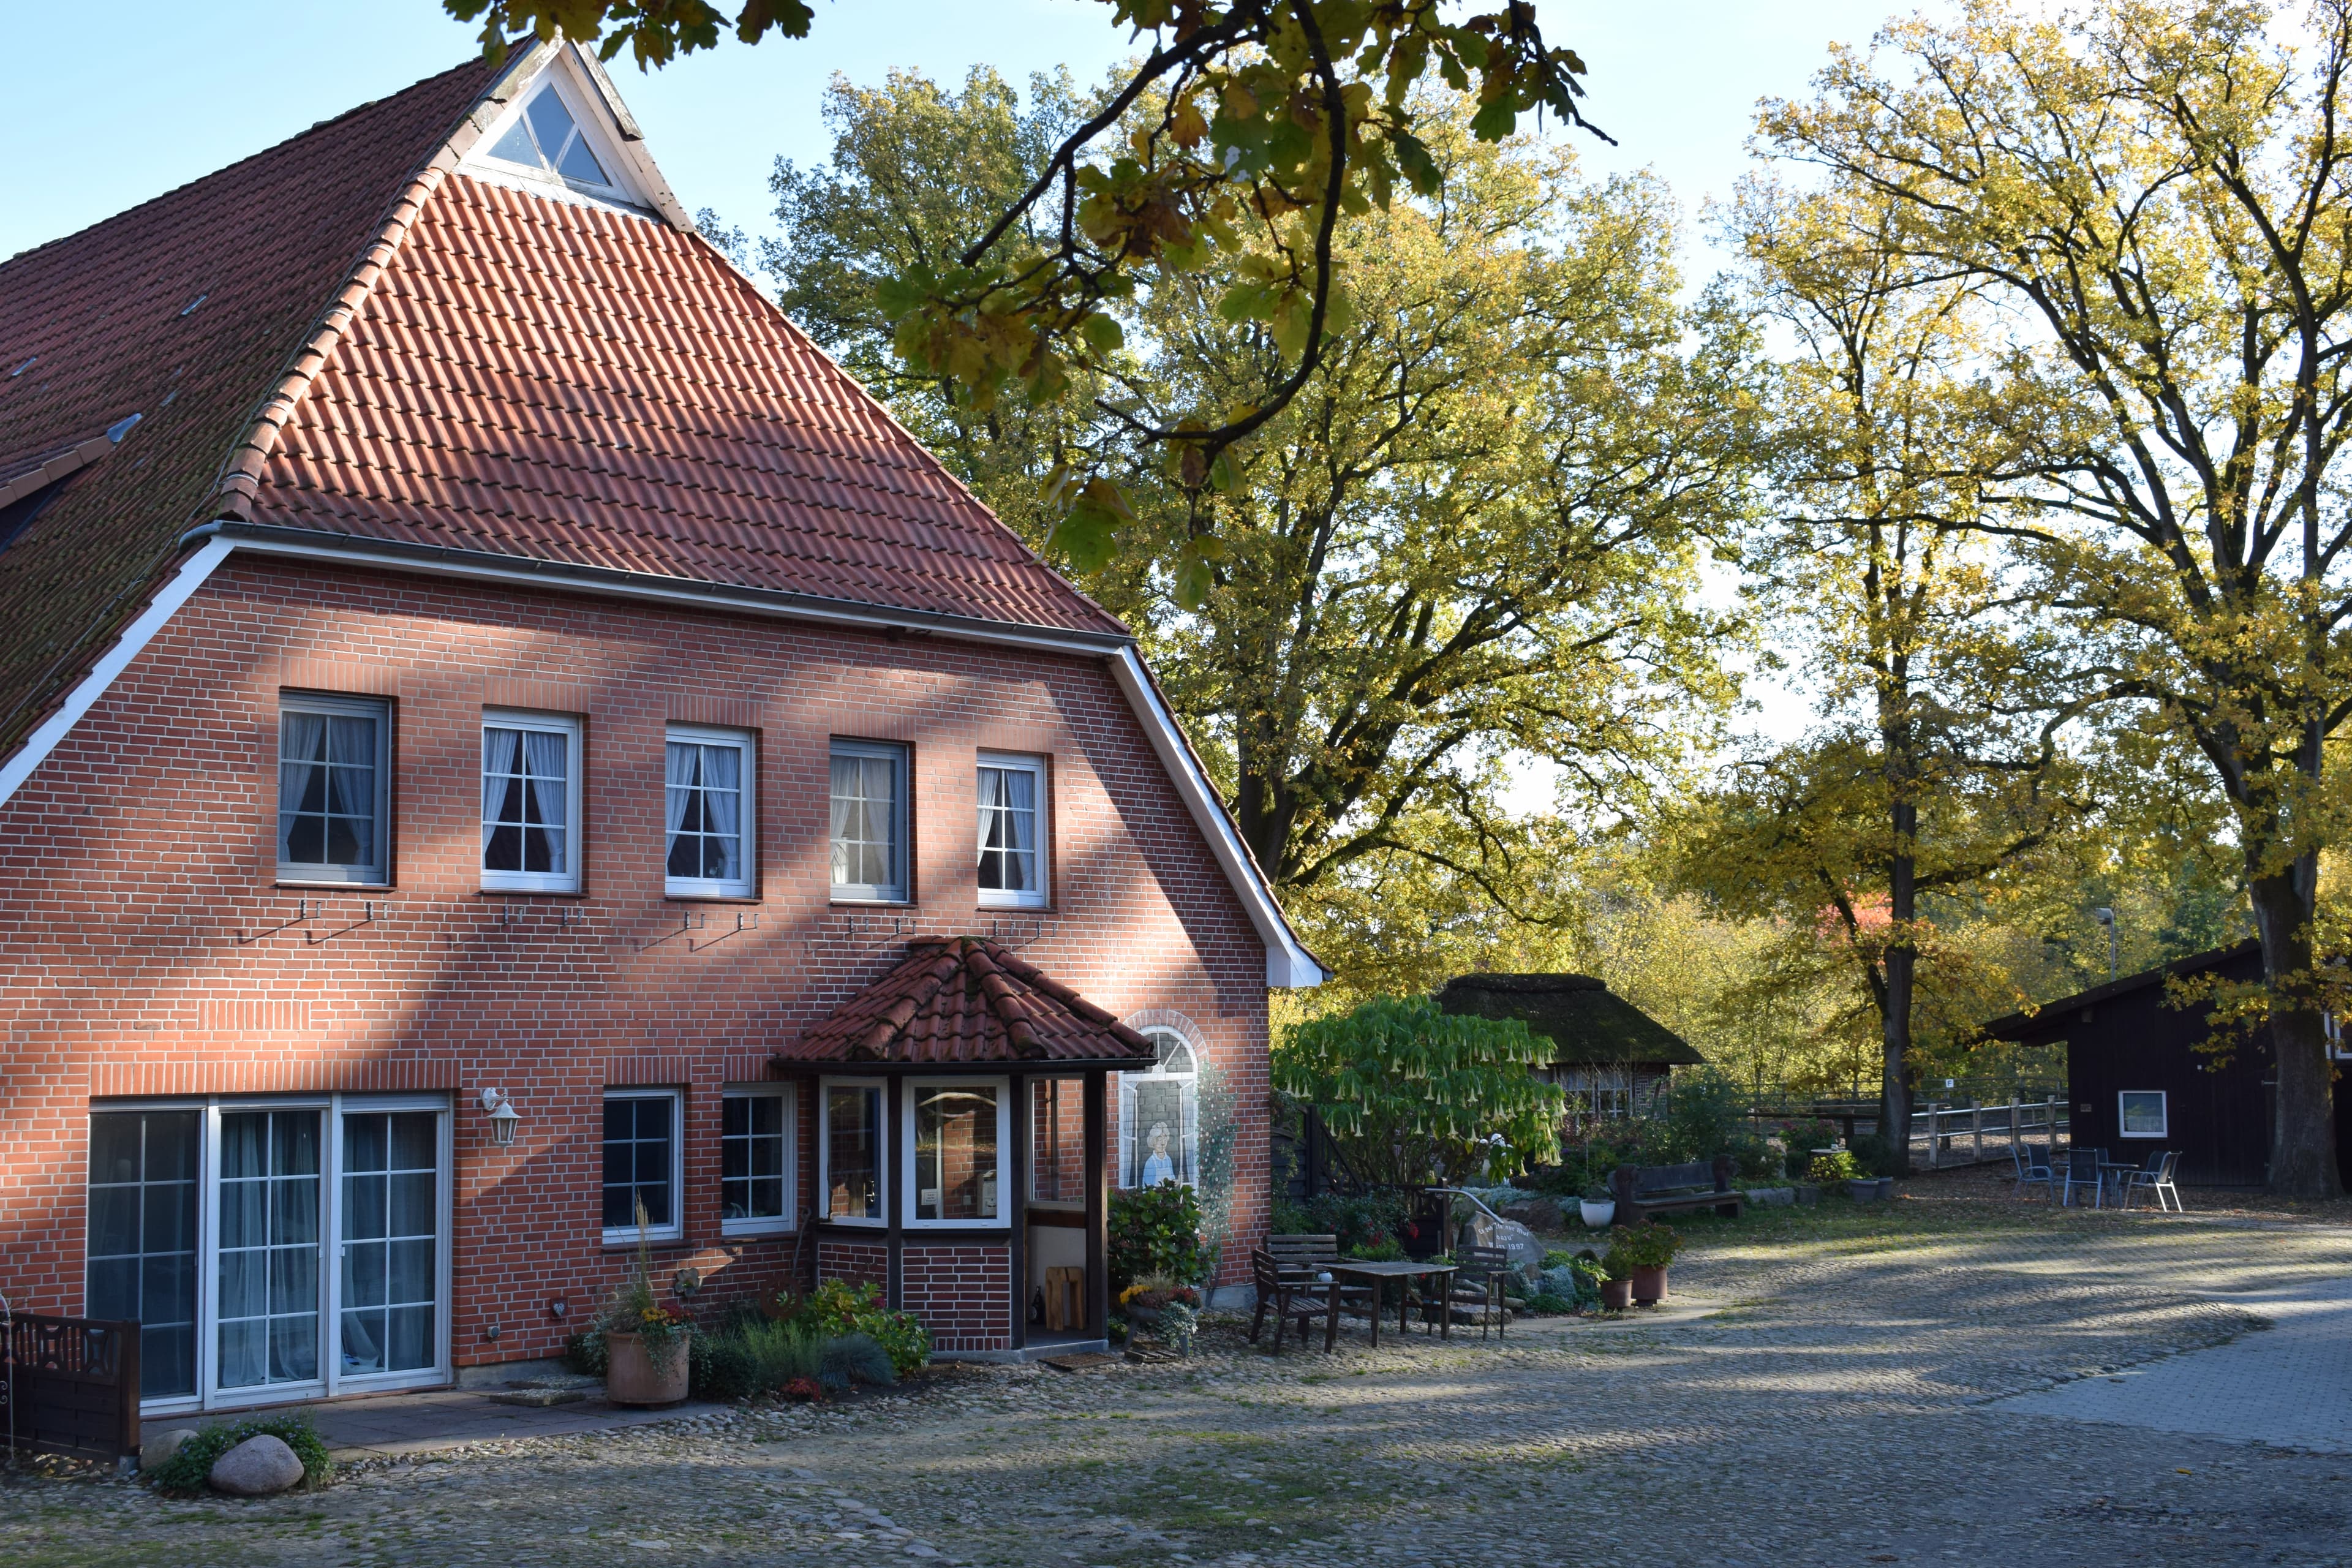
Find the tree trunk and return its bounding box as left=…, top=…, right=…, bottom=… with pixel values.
left=1880, top=816, right=1916, bottom=1177
left=2249, top=868, right=2343, bottom=1198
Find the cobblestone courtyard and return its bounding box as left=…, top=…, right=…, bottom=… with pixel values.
left=9, top=1190, right=2351, bottom=1568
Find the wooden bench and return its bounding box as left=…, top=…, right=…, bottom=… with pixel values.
left=1610, top=1157, right=1744, bottom=1224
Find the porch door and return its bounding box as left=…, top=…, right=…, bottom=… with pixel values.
left=214, top=1110, right=324, bottom=1396
left=336, top=1110, right=441, bottom=1380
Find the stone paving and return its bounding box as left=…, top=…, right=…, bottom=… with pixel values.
left=8, top=1191, right=2352, bottom=1567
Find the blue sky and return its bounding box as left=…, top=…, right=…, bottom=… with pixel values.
left=9, top=1, right=1907, bottom=269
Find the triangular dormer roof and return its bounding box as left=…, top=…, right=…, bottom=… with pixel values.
left=0, top=47, right=1325, bottom=987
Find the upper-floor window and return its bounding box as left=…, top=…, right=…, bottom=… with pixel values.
left=976, top=753, right=1047, bottom=908
left=279, top=693, right=391, bottom=884
left=482, top=711, right=581, bottom=894
left=484, top=81, right=619, bottom=194
left=665, top=726, right=753, bottom=899
left=830, top=740, right=907, bottom=902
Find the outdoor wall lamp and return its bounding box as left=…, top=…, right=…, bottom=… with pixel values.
left=477, top=1087, right=522, bottom=1147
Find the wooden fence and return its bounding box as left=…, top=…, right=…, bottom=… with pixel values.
left=2, top=1313, right=141, bottom=1467
left=1908, top=1098, right=2070, bottom=1169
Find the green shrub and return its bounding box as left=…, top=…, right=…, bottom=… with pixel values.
left=149, top=1413, right=332, bottom=1496
left=1602, top=1220, right=1683, bottom=1275
left=1269, top=1188, right=1411, bottom=1254
left=1808, top=1150, right=1861, bottom=1185
left=1849, top=1133, right=1898, bottom=1178
left=821, top=1332, right=897, bottom=1389
left=1108, top=1182, right=1205, bottom=1289
left=564, top=1329, right=608, bottom=1376
left=1345, top=1235, right=1406, bottom=1262
left=782, top=1280, right=930, bottom=1379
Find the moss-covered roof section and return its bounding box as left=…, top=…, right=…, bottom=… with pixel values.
left=1436, top=973, right=1705, bottom=1066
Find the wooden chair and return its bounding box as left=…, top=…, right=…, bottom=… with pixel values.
left=1249, top=1248, right=1335, bottom=1352
left=1449, top=1244, right=1511, bottom=1339
left=1265, top=1234, right=1378, bottom=1319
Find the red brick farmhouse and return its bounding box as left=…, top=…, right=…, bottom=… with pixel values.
left=0, top=40, right=1321, bottom=1417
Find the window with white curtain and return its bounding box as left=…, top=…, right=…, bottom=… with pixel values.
left=976, top=753, right=1047, bottom=908
left=278, top=693, right=390, bottom=883
left=829, top=740, right=907, bottom=902
left=481, top=711, right=581, bottom=892
left=665, top=726, right=753, bottom=898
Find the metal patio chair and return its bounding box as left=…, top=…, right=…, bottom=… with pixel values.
left=2057, top=1147, right=2109, bottom=1208
left=2010, top=1138, right=2054, bottom=1202
left=2121, top=1150, right=2184, bottom=1212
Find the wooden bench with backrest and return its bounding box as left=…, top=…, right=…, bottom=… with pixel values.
left=1610, top=1157, right=1744, bottom=1225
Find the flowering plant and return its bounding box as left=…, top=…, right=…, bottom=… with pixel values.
left=595, top=1201, right=696, bottom=1373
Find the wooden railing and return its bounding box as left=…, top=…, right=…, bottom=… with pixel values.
left=1908, top=1098, right=2070, bottom=1169
left=2, top=1313, right=141, bottom=1467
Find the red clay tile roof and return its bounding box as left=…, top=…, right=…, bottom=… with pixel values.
left=778, top=937, right=1158, bottom=1067
left=0, top=56, right=504, bottom=760
left=0, top=45, right=1120, bottom=766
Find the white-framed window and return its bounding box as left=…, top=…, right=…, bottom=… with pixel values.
left=1026, top=1076, right=1086, bottom=1211
left=278, top=693, right=391, bottom=884
left=1118, top=1028, right=1200, bottom=1190
left=481, top=710, right=581, bottom=893
left=88, top=1093, right=452, bottom=1415
left=601, top=1089, right=682, bottom=1242
left=665, top=725, right=755, bottom=899
left=818, top=1079, right=884, bottom=1226
left=2117, top=1090, right=2168, bottom=1138
left=902, top=1078, right=1008, bottom=1227
left=481, top=74, right=627, bottom=197
left=720, top=1085, right=794, bottom=1236
left=829, top=740, right=907, bottom=903
left=976, top=752, right=1048, bottom=908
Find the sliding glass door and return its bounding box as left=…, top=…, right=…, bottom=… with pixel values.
left=215, top=1110, right=324, bottom=1394
left=86, top=1096, right=450, bottom=1413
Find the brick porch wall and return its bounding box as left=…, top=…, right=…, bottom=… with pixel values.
left=900, top=1242, right=1012, bottom=1354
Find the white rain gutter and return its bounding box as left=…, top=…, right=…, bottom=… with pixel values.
left=0, top=527, right=1327, bottom=989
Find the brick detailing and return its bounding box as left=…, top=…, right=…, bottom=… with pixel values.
left=0, top=556, right=1271, bottom=1376
left=816, top=1238, right=888, bottom=1294
left=900, top=1242, right=1012, bottom=1354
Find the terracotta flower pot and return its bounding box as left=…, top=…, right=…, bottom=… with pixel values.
left=1600, top=1277, right=1633, bottom=1311
left=1630, top=1264, right=1668, bottom=1305
left=605, top=1330, right=690, bottom=1407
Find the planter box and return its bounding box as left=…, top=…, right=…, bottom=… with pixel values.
left=1846, top=1177, right=1883, bottom=1204
left=1578, top=1199, right=1616, bottom=1228
left=1630, top=1264, right=1668, bottom=1305
left=1793, top=1183, right=1820, bottom=1206
left=1744, top=1186, right=1796, bottom=1207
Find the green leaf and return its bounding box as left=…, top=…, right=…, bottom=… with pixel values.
left=1392, top=131, right=1442, bottom=195
left=1470, top=97, right=1517, bottom=143
left=1080, top=314, right=1125, bottom=354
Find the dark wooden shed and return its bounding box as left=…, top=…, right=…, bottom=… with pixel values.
left=1980, top=941, right=2352, bottom=1188
left=1436, top=973, right=1704, bottom=1119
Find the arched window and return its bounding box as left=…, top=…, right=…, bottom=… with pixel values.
left=1118, top=1027, right=1200, bottom=1190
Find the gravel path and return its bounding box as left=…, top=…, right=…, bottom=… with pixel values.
left=9, top=1194, right=2351, bottom=1567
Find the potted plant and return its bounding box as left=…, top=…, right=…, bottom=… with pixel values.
left=1117, top=1272, right=1200, bottom=1329
left=1605, top=1221, right=1683, bottom=1306
left=598, top=1207, right=693, bottom=1406
left=1578, top=1182, right=1616, bottom=1229
left=1596, top=1264, right=1632, bottom=1311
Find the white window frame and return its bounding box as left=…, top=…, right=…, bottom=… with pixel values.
left=817, top=1077, right=886, bottom=1228
left=901, top=1077, right=1011, bottom=1229
left=473, top=63, right=636, bottom=203
left=1117, top=1028, right=1202, bottom=1192
left=829, top=739, right=909, bottom=904
left=976, top=751, right=1049, bottom=910
left=719, top=1084, right=796, bottom=1238
left=481, top=709, right=583, bottom=894
left=664, top=724, right=756, bottom=900
left=2117, top=1090, right=2169, bottom=1139
left=276, top=692, right=393, bottom=886
left=600, top=1088, right=684, bottom=1245
left=1023, top=1076, right=1087, bottom=1213
left=89, top=1093, right=453, bottom=1417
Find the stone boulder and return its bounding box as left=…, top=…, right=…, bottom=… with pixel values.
left=140, top=1428, right=199, bottom=1474
left=209, top=1433, right=305, bottom=1496
left=1744, top=1186, right=1796, bottom=1207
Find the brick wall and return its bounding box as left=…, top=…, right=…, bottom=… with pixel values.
left=899, top=1242, right=1012, bottom=1353
left=814, top=1237, right=888, bottom=1294
left=0, top=556, right=1272, bottom=1377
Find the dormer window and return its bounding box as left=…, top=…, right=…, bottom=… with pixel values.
left=485, top=85, right=614, bottom=190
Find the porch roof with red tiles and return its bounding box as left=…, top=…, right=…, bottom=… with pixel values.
left=776, top=938, right=1158, bottom=1069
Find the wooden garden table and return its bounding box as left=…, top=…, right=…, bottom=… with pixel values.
left=1321, top=1261, right=1460, bottom=1351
